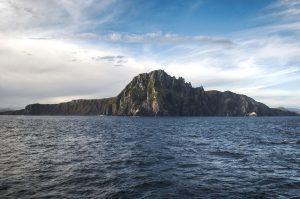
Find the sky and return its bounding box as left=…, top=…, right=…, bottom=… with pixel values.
left=0, top=0, right=300, bottom=109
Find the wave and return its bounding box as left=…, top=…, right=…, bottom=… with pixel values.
left=259, top=140, right=300, bottom=145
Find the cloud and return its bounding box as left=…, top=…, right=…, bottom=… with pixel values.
left=265, top=0, right=300, bottom=19
left=92, top=55, right=127, bottom=66
left=31, top=31, right=235, bottom=46
left=0, top=37, right=148, bottom=109
left=0, top=0, right=299, bottom=109
left=104, top=32, right=235, bottom=45
left=0, top=0, right=118, bottom=34
left=0, top=0, right=236, bottom=109
left=0, top=1, right=233, bottom=47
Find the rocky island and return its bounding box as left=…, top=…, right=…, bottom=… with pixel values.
left=1, top=70, right=298, bottom=116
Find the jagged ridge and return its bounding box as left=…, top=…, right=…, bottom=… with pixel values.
left=1, top=70, right=298, bottom=116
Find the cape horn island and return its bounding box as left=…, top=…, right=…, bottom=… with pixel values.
left=1, top=70, right=298, bottom=116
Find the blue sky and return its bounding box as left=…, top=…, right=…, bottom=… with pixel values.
left=0, top=0, right=299, bottom=109
left=93, top=0, right=273, bottom=35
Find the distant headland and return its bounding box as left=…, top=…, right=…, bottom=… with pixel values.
left=0, top=70, right=298, bottom=116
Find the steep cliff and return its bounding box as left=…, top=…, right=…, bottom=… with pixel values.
left=1, top=70, right=298, bottom=116
left=115, top=70, right=210, bottom=116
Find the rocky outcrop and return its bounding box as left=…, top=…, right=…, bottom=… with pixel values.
left=1, top=69, right=298, bottom=116
left=115, top=70, right=210, bottom=116
left=22, top=98, right=116, bottom=115
left=205, top=90, right=273, bottom=116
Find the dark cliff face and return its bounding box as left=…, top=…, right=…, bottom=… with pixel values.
left=116, top=70, right=209, bottom=116
left=22, top=98, right=117, bottom=115
left=1, top=69, right=298, bottom=116
left=205, top=90, right=273, bottom=116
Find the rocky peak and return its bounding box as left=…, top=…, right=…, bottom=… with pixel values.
left=115, top=70, right=207, bottom=115
left=148, top=69, right=169, bottom=81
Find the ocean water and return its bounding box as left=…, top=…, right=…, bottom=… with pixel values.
left=0, top=116, right=299, bottom=199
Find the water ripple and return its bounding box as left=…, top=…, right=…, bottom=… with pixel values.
left=0, top=116, right=299, bottom=198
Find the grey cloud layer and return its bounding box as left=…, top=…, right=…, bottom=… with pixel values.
left=92, top=55, right=127, bottom=66
left=30, top=32, right=235, bottom=46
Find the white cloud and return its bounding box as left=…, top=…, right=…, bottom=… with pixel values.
left=0, top=0, right=118, bottom=35
left=0, top=37, right=149, bottom=109
left=28, top=32, right=235, bottom=46
left=266, top=0, right=300, bottom=19
left=0, top=0, right=299, bottom=109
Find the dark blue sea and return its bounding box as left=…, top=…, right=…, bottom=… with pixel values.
left=0, top=116, right=299, bottom=199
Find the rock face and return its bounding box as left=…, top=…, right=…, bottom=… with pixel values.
left=115, top=70, right=209, bottom=116
left=22, top=98, right=117, bottom=116
left=1, top=69, right=298, bottom=116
